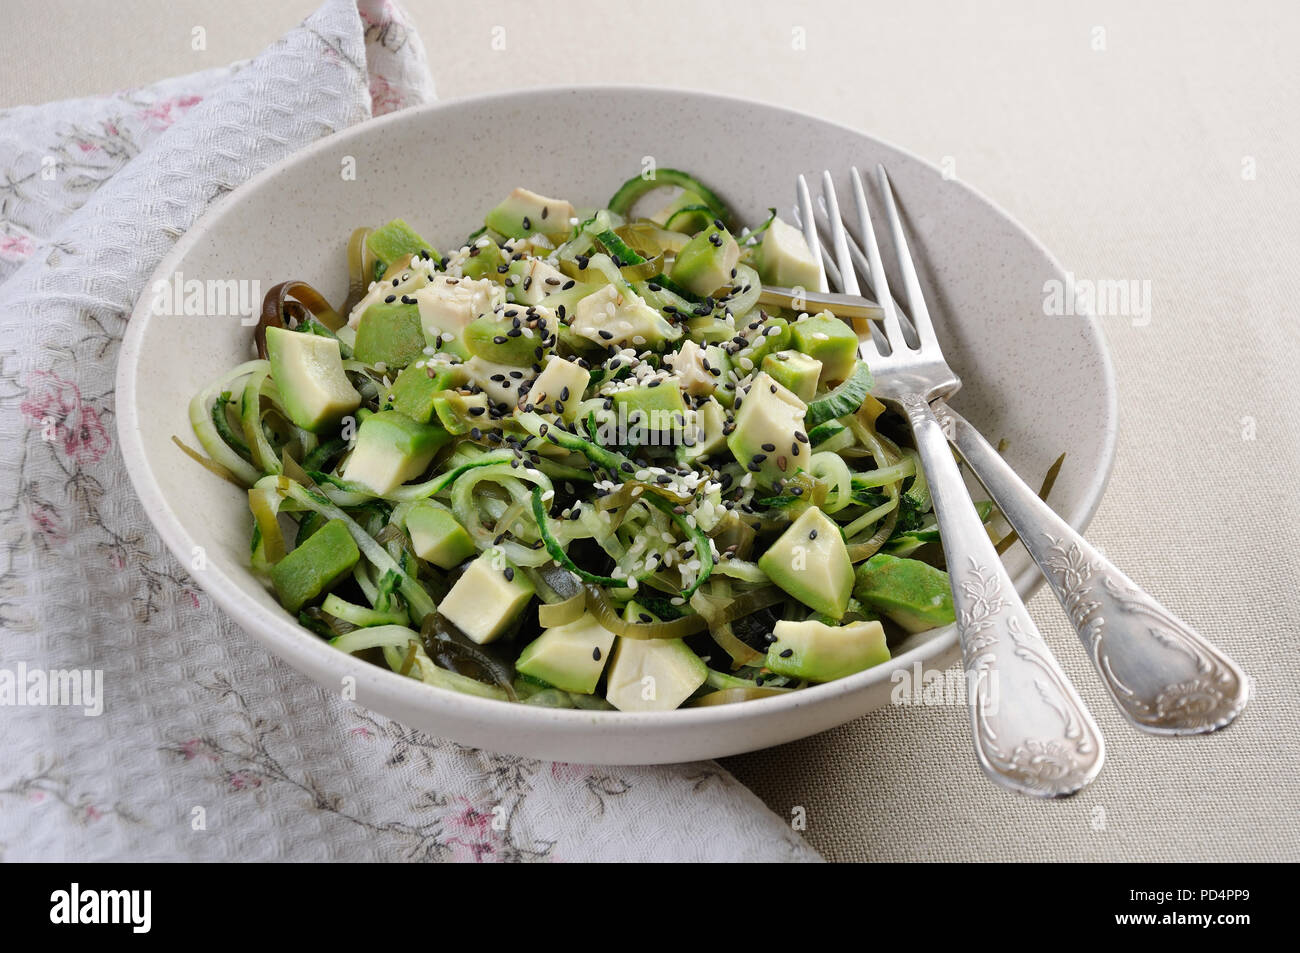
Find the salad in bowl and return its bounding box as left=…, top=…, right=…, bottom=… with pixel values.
left=180, top=169, right=1007, bottom=713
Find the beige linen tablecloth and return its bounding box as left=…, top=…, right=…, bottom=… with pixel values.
left=4, top=0, right=1296, bottom=861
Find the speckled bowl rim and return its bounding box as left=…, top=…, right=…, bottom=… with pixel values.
left=116, top=85, right=1117, bottom=758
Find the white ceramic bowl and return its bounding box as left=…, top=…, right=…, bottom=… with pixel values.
left=116, top=87, right=1116, bottom=764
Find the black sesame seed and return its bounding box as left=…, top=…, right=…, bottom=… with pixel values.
left=504, top=566, right=515, bottom=582
left=779, top=648, right=794, bottom=658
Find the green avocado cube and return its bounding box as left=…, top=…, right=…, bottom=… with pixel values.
left=727, top=372, right=807, bottom=484
left=438, top=551, right=536, bottom=644
left=464, top=311, right=555, bottom=366
left=612, top=380, right=687, bottom=435
left=264, top=326, right=361, bottom=433
left=735, top=316, right=791, bottom=372
left=764, top=618, right=890, bottom=682
left=432, top=391, right=493, bottom=435
left=853, top=554, right=955, bottom=633
left=270, top=519, right=360, bottom=613
left=791, top=312, right=859, bottom=384
left=604, top=602, right=707, bottom=711
left=367, top=218, right=437, bottom=268
left=756, top=217, right=823, bottom=290
left=485, top=188, right=576, bottom=240
left=460, top=239, right=505, bottom=280
left=343, top=410, right=450, bottom=495
left=762, top=350, right=823, bottom=402
left=353, top=301, right=427, bottom=370
left=684, top=316, right=738, bottom=345
left=525, top=356, right=591, bottom=420
left=405, top=502, right=476, bottom=569
left=515, top=611, right=616, bottom=695
left=670, top=224, right=740, bottom=297
left=385, top=364, right=444, bottom=423
left=758, top=506, right=854, bottom=619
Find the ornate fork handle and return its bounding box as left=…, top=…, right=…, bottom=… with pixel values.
left=899, top=393, right=1105, bottom=797
left=935, top=401, right=1249, bottom=735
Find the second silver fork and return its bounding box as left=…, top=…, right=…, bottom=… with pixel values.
left=798, top=168, right=1105, bottom=798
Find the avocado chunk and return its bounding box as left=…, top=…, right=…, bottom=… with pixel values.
left=758, top=506, right=854, bottom=619
left=762, top=350, right=823, bottom=402
left=665, top=338, right=728, bottom=396
left=385, top=362, right=460, bottom=423
left=611, top=378, right=687, bottom=436
left=405, top=502, right=475, bottom=569
left=414, top=275, right=503, bottom=360
left=438, top=550, right=535, bottom=644
left=270, top=518, right=360, bottom=613
left=605, top=602, right=707, bottom=711
left=791, top=312, right=859, bottom=384
left=432, top=390, right=492, bottom=435
left=757, top=217, right=822, bottom=290
left=353, top=301, right=426, bottom=370
left=343, top=410, right=450, bottom=495
left=727, top=371, right=808, bottom=484
left=571, top=283, right=681, bottom=349
left=677, top=397, right=727, bottom=463
left=669, top=224, right=739, bottom=297
left=525, top=356, right=590, bottom=419
left=464, top=308, right=555, bottom=366
left=459, top=237, right=506, bottom=281
left=509, top=257, right=572, bottom=306
left=264, top=326, right=360, bottom=433
left=515, top=611, right=616, bottom=694
left=733, top=316, right=792, bottom=374
left=464, top=355, right=532, bottom=411
left=485, top=187, right=576, bottom=240
left=853, top=553, right=955, bottom=633
left=367, top=218, right=438, bottom=268
left=683, top=316, right=737, bottom=345
left=765, top=618, right=890, bottom=682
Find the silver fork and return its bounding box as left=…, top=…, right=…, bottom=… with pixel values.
left=799, top=168, right=1105, bottom=798
left=799, top=168, right=1249, bottom=738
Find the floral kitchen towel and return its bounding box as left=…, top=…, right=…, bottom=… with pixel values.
left=0, top=0, right=819, bottom=862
